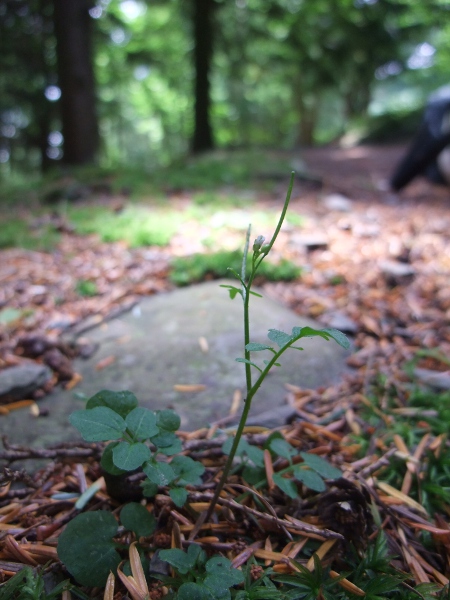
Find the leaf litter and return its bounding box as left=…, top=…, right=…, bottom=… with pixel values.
left=0, top=144, right=450, bottom=594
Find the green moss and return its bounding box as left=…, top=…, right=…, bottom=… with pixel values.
left=169, top=250, right=301, bottom=286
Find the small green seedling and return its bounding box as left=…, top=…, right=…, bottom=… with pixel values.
left=204, top=173, right=350, bottom=522
left=157, top=544, right=245, bottom=600
left=68, top=389, right=204, bottom=507
left=58, top=390, right=204, bottom=587
left=58, top=502, right=156, bottom=587
left=0, top=566, right=73, bottom=600
left=223, top=432, right=342, bottom=497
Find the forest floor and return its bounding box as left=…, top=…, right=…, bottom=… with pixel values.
left=1, top=144, right=450, bottom=597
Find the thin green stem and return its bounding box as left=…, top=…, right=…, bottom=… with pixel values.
left=203, top=173, right=295, bottom=524
left=264, top=171, right=295, bottom=255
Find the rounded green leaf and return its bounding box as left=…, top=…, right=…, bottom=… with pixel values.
left=245, top=342, right=274, bottom=352
left=150, top=430, right=179, bottom=448
left=120, top=502, right=156, bottom=537
left=157, top=409, right=181, bottom=431
left=267, top=329, right=292, bottom=348
left=125, top=407, right=159, bottom=440
left=177, top=582, right=214, bottom=600
left=171, top=455, right=205, bottom=484
left=205, top=556, right=245, bottom=590
left=112, top=441, right=150, bottom=471
left=299, top=452, right=342, bottom=480
left=321, top=328, right=350, bottom=349
left=100, top=442, right=127, bottom=476
left=159, top=548, right=195, bottom=574
left=57, top=511, right=120, bottom=587
left=86, top=390, right=138, bottom=418
left=269, top=437, right=296, bottom=460
left=293, top=467, right=326, bottom=492
left=169, top=486, right=188, bottom=507
left=143, top=460, right=176, bottom=485
left=272, top=473, right=298, bottom=499
left=69, top=407, right=126, bottom=441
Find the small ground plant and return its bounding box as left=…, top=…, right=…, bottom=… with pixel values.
left=57, top=173, right=353, bottom=596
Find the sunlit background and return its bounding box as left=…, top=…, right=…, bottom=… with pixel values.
left=0, top=0, right=448, bottom=176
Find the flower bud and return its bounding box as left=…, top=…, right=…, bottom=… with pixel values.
left=253, top=235, right=265, bottom=253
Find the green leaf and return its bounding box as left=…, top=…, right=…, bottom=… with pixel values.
left=220, top=284, right=242, bottom=300
left=269, top=437, right=296, bottom=461
left=222, top=437, right=250, bottom=457
left=169, top=486, right=188, bottom=507
left=143, top=460, right=176, bottom=486
left=245, top=444, right=265, bottom=467
left=321, top=327, right=350, bottom=349
left=363, top=575, right=405, bottom=595
left=157, top=409, right=181, bottom=431
left=86, top=390, right=138, bottom=418
left=245, top=342, right=274, bottom=352
left=112, top=441, right=150, bottom=471
left=293, top=467, right=326, bottom=492
left=291, top=326, right=350, bottom=350
left=235, top=358, right=262, bottom=372
left=126, top=407, right=159, bottom=440
left=272, top=474, right=298, bottom=499
left=159, top=545, right=203, bottom=574
left=242, top=465, right=266, bottom=485
left=151, top=430, right=179, bottom=448
left=120, top=502, right=156, bottom=537
left=69, top=407, right=126, bottom=442
left=171, top=455, right=205, bottom=484
left=299, top=452, right=342, bottom=480
left=267, top=329, right=292, bottom=348
left=100, top=442, right=127, bottom=476
left=58, top=511, right=120, bottom=587
left=205, top=556, right=245, bottom=591
left=158, top=439, right=183, bottom=456
left=151, top=431, right=182, bottom=454
left=177, top=582, right=215, bottom=600
left=141, top=479, right=159, bottom=498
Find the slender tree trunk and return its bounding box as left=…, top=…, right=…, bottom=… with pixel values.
left=53, top=0, right=99, bottom=165
left=192, top=0, right=214, bottom=153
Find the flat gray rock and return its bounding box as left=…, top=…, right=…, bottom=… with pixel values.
left=1, top=281, right=351, bottom=453
left=0, top=363, right=52, bottom=403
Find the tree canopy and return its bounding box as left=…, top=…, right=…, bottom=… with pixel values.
left=0, top=0, right=448, bottom=173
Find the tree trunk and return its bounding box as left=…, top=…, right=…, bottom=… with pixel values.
left=191, top=0, right=214, bottom=153
left=53, top=0, right=99, bottom=165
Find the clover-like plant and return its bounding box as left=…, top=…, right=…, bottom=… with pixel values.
left=58, top=502, right=156, bottom=587
left=203, top=173, right=350, bottom=522
left=157, top=544, right=245, bottom=600
left=222, top=431, right=342, bottom=497
left=69, top=389, right=205, bottom=507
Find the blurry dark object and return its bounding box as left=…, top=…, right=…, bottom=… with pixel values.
left=390, top=86, right=450, bottom=191
left=317, top=478, right=374, bottom=549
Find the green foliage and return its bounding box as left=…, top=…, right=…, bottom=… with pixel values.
left=223, top=432, right=342, bottom=497
left=58, top=511, right=121, bottom=588
left=203, top=173, right=349, bottom=523
left=59, top=176, right=350, bottom=595
left=170, top=250, right=301, bottom=286
left=67, top=204, right=183, bottom=247
left=354, top=376, right=450, bottom=514
left=158, top=545, right=245, bottom=600
left=58, top=504, right=156, bottom=588
left=75, top=279, right=98, bottom=297
left=69, top=390, right=203, bottom=508
left=0, top=567, right=73, bottom=600
left=0, top=218, right=60, bottom=251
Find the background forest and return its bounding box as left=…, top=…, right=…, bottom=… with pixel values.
left=1, top=0, right=449, bottom=177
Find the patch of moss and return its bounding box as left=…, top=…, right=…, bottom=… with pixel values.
left=169, top=250, right=301, bottom=286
